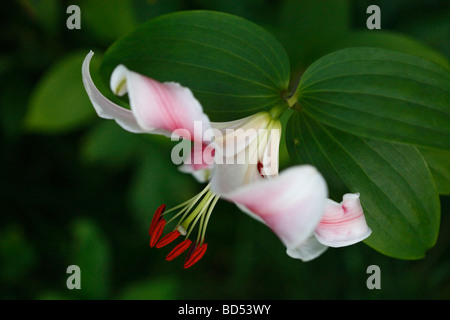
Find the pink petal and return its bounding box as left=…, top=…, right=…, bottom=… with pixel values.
left=178, top=144, right=214, bottom=183
left=82, top=51, right=145, bottom=133
left=111, top=65, right=211, bottom=144
left=222, top=165, right=328, bottom=253
left=314, top=193, right=372, bottom=247
left=286, top=234, right=328, bottom=262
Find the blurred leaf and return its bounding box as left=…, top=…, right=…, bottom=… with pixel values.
left=101, top=10, right=290, bottom=121
left=132, top=0, right=184, bottom=23
left=0, top=73, right=33, bottom=140
left=277, top=0, right=350, bottom=74
left=419, top=148, right=450, bottom=195
left=396, top=5, right=450, bottom=59
left=81, top=0, right=138, bottom=43
left=19, top=0, right=60, bottom=36
left=25, top=51, right=98, bottom=133
left=69, top=218, right=111, bottom=299
left=295, top=47, right=450, bottom=150
left=0, top=225, right=36, bottom=282
left=37, top=291, right=71, bottom=300
left=117, top=277, right=178, bottom=300
left=192, top=0, right=274, bottom=23
left=129, top=142, right=198, bottom=229
left=80, top=121, right=145, bottom=167
left=287, top=111, right=441, bottom=259
left=329, top=31, right=450, bottom=70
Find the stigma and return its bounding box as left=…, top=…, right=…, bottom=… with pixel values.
left=148, top=183, right=219, bottom=269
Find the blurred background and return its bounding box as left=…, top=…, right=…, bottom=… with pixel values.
left=1, top=0, right=449, bottom=299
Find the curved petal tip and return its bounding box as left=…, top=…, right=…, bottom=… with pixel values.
left=314, top=193, right=372, bottom=247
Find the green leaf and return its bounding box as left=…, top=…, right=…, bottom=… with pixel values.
left=419, top=147, right=450, bottom=195
left=25, top=51, right=98, bottom=133
left=0, top=225, right=36, bottom=282
left=294, top=47, right=450, bottom=150
left=20, top=0, right=60, bottom=36
left=70, top=218, right=111, bottom=299
left=129, top=142, right=199, bottom=230
left=80, top=121, right=145, bottom=168
left=286, top=111, right=440, bottom=259
left=100, top=10, right=290, bottom=121
left=328, top=31, right=450, bottom=71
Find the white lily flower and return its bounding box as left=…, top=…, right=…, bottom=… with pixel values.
left=82, top=51, right=211, bottom=144
left=82, top=51, right=371, bottom=268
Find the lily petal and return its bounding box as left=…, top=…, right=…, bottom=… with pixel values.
left=221, top=165, right=328, bottom=254
left=314, top=193, right=372, bottom=247
left=178, top=164, right=212, bottom=183
left=82, top=51, right=145, bottom=133
left=210, top=113, right=270, bottom=157
left=111, top=65, right=211, bottom=144
left=178, top=143, right=214, bottom=182
left=286, top=234, right=328, bottom=262
left=211, top=114, right=281, bottom=195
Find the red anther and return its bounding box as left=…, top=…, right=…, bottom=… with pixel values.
left=156, top=230, right=181, bottom=248
left=149, top=219, right=166, bottom=248
left=257, top=161, right=265, bottom=178
left=149, top=204, right=166, bottom=237
left=166, top=239, right=192, bottom=261
left=184, top=243, right=208, bottom=269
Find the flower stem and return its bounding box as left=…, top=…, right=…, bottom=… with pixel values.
left=269, top=103, right=287, bottom=120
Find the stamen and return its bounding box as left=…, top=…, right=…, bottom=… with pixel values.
left=180, top=191, right=214, bottom=237
left=257, top=161, right=265, bottom=178
left=150, top=219, right=166, bottom=248
left=148, top=184, right=217, bottom=268
left=166, top=239, right=192, bottom=261
left=199, top=196, right=219, bottom=244
left=184, top=242, right=208, bottom=269
left=156, top=230, right=181, bottom=248
left=149, top=204, right=166, bottom=236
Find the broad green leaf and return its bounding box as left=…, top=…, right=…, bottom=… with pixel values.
left=294, top=47, right=450, bottom=150
left=70, top=219, right=111, bottom=299
left=100, top=10, right=290, bottom=121
left=419, top=148, right=450, bottom=195
left=25, top=51, right=98, bottom=133
left=286, top=111, right=440, bottom=259
left=329, top=31, right=450, bottom=70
